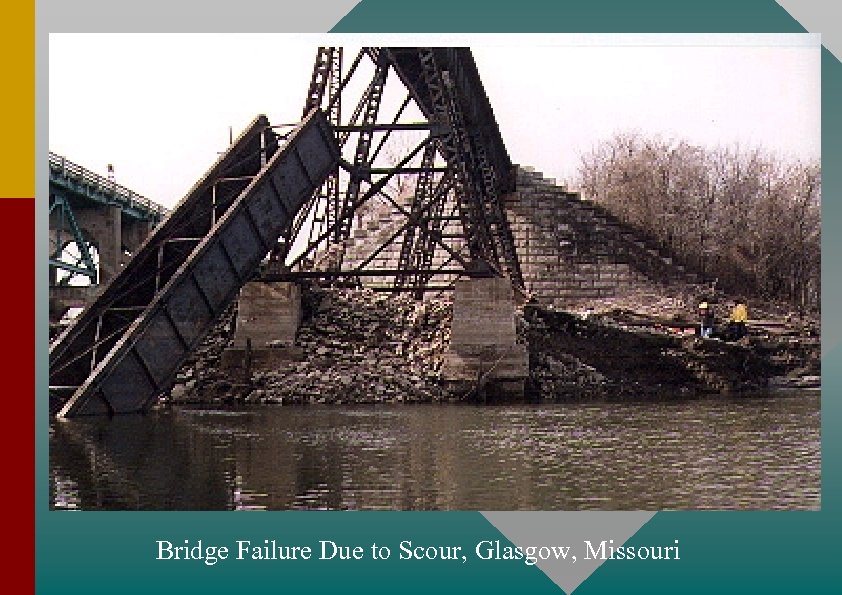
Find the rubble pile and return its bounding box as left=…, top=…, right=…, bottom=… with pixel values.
left=168, top=286, right=454, bottom=405
left=165, top=283, right=820, bottom=407
left=168, top=304, right=237, bottom=404
left=569, top=283, right=696, bottom=321
left=523, top=305, right=702, bottom=400
left=523, top=301, right=820, bottom=400
left=530, top=351, right=613, bottom=400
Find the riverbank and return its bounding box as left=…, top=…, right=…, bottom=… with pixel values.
left=525, top=304, right=819, bottom=400
left=164, top=285, right=819, bottom=406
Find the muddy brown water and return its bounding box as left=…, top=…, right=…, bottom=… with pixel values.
left=50, top=392, right=820, bottom=510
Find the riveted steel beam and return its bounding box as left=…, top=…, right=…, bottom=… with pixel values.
left=50, top=110, right=339, bottom=417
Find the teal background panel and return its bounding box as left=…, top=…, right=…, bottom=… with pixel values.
left=36, top=1, right=838, bottom=594
left=36, top=512, right=560, bottom=594
left=332, top=0, right=805, bottom=32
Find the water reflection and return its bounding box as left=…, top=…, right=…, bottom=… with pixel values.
left=49, top=394, right=820, bottom=510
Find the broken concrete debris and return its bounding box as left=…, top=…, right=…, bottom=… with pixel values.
left=168, top=286, right=454, bottom=405
left=164, top=285, right=819, bottom=406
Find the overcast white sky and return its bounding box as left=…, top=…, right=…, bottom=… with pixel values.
left=48, top=34, right=820, bottom=208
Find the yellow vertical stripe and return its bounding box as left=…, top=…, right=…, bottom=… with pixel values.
left=0, top=2, right=34, bottom=197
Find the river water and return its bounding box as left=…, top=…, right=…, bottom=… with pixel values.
left=49, top=393, right=820, bottom=510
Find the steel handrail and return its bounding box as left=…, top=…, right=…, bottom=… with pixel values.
left=49, top=151, right=168, bottom=216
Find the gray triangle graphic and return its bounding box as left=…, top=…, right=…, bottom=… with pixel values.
left=38, top=0, right=363, bottom=32
left=777, top=1, right=839, bottom=59
left=481, top=511, right=656, bottom=594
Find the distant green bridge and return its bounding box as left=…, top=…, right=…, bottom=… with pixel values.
left=49, top=151, right=168, bottom=285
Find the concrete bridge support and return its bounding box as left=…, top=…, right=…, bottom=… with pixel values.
left=119, top=216, right=156, bottom=266
left=49, top=286, right=103, bottom=327
left=441, top=277, right=529, bottom=399
left=71, top=205, right=126, bottom=285
left=222, top=282, right=304, bottom=373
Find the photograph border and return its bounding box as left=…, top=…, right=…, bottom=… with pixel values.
left=23, top=2, right=841, bottom=593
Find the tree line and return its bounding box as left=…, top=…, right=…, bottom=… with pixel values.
left=577, top=132, right=820, bottom=312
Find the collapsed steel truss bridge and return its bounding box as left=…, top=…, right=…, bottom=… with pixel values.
left=49, top=47, right=524, bottom=417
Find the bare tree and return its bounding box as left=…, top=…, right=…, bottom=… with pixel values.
left=577, top=132, right=820, bottom=311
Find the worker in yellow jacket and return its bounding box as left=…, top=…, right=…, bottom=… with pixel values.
left=728, top=300, right=748, bottom=340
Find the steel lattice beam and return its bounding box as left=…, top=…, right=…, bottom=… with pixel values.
left=276, top=46, right=524, bottom=296
left=50, top=110, right=339, bottom=417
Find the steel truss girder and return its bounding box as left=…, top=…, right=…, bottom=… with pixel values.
left=301, top=47, right=343, bottom=254
left=381, top=48, right=514, bottom=195
left=400, top=47, right=524, bottom=289
left=350, top=168, right=463, bottom=275
left=472, top=139, right=525, bottom=287
left=287, top=135, right=436, bottom=273
left=49, top=110, right=339, bottom=417
left=336, top=49, right=390, bottom=253
left=266, top=46, right=524, bottom=295
left=395, top=141, right=440, bottom=290
left=416, top=47, right=497, bottom=267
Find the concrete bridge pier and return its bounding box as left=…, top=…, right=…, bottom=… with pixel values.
left=80, top=205, right=120, bottom=284
left=441, top=277, right=529, bottom=400
left=221, top=282, right=304, bottom=373
left=119, top=216, right=156, bottom=267
left=49, top=286, right=103, bottom=327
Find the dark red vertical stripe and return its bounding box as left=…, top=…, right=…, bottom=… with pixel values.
left=0, top=198, right=34, bottom=593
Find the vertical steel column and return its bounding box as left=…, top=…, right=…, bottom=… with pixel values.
left=339, top=50, right=390, bottom=250
left=396, top=140, right=440, bottom=292
left=473, top=141, right=525, bottom=287
left=417, top=48, right=496, bottom=267
left=302, top=48, right=344, bottom=261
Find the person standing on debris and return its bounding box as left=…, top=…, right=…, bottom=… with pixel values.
left=699, top=302, right=715, bottom=338
left=728, top=300, right=749, bottom=340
